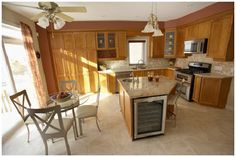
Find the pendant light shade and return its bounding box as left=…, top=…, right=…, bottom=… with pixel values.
left=37, top=16, right=49, bottom=29
left=142, top=3, right=163, bottom=36
left=152, top=28, right=163, bottom=37
left=54, top=17, right=66, bottom=30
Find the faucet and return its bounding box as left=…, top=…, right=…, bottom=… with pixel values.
left=136, top=59, right=144, bottom=69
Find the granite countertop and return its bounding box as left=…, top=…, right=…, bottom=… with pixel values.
left=118, top=76, right=177, bottom=99
left=194, top=73, right=233, bottom=78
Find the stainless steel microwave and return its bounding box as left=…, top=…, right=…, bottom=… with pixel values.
left=184, top=39, right=208, bottom=54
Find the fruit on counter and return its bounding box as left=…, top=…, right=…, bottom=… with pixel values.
left=57, top=91, right=69, bottom=99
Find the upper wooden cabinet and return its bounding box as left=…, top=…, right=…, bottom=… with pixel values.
left=207, top=13, right=234, bottom=61
left=175, top=27, right=186, bottom=58
left=96, top=32, right=116, bottom=49
left=164, top=29, right=176, bottom=58
left=116, top=31, right=127, bottom=59
left=150, top=35, right=164, bottom=58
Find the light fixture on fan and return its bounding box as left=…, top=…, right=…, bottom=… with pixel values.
left=142, top=3, right=163, bottom=36
left=37, top=14, right=66, bottom=30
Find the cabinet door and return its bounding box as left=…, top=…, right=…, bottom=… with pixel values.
left=192, top=75, right=202, bottom=102
left=199, top=77, right=221, bottom=106
left=107, top=72, right=116, bottom=93
left=117, top=32, right=127, bottom=59
left=185, top=25, right=199, bottom=40
left=154, top=69, right=164, bottom=76
left=133, top=71, right=143, bottom=77
left=107, top=32, right=116, bottom=48
left=163, top=69, right=175, bottom=79
left=197, top=21, right=212, bottom=38
left=207, top=14, right=233, bottom=60
left=97, top=32, right=106, bottom=49
left=151, top=35, right=164, bottom=58
left=119, top=87, right=125, bottom=117
left=74, top=32, right=86, bottom=50
left=63, top=33, right=75, bottom=50
left=124, top=91, right=132, bottom=138
left=99, top=73, right=108, bottom=93
left=164, top=30, right=176, bottom=57
left=175, top=28, right=186, bottom=57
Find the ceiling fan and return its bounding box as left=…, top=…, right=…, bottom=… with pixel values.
left=7, top=2, right=87, bottom=30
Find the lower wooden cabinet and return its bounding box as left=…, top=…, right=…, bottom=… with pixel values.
left=192, top=75, right=232, bottom=108
left=98, top=72, right=116, bottom=93
left=132, top=68, right=175, bottom=79
left=119, top=83, right=133, bottom=138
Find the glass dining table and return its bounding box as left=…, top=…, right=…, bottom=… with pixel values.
left=48, top=92, right=89, bottom=138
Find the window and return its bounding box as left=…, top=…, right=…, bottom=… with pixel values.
left=128, top=37, right=148, bottom=65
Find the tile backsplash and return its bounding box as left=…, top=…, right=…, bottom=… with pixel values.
left=99, top=58, right=171, bottom=70
left=175, top=54, right=234, bottom=76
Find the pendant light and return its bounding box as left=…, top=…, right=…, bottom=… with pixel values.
left=142, top=3, right=163, bottom=36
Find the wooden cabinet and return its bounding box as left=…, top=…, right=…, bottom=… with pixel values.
left=192, top=75, right=202, bottom=102
left=192, top=75, right=232, bottom=108
left=98, top=72, right=116, bottom=93
left=197, top=21, right=212, bottom=38
left=175, top=27, right=186, bottom=58
left=133, top=70, right=144, bottom=77
left=185, top=24, right=199, bottom=40
left=119, top=83, right=133, bottom=138
left=150, top=35, right=164, bottom=58
left=96, top=32, right=116, bottom=50
left=116, top=32, right=127, bottom=59
left=49, top=32, right=98, bottom=94
left=163, top=69, right=175, bottom=80
left=207, top=13, right=234, bottom=61
left=164, top=29, right=176, bottom=58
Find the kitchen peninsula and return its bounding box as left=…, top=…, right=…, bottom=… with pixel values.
left=118, top=76, right=176, bottom=140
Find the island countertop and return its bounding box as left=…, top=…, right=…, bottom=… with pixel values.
left=118, top=76, right=177, bottom=99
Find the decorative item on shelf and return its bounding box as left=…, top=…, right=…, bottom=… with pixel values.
left=142, top=2, right=163, bottom=37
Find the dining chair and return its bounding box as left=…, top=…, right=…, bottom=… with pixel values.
left=26, top=105, right=76, bottom=155
left=167, top=79, right=186, bottom=126
left=76, top=86, right=101, bottom=136
left=9, top=89, right=49, bottom=142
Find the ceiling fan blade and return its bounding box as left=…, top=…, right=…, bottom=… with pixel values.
left=3, top=3, right=43, bottom=10
left=59, top=7, right=87, bottom=13
left=30, top=12, right=47, bottom=21
left=56, top=13, right=74, bottom=22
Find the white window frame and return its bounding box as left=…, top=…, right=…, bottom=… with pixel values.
left=127, top=37, right=148, bottom=65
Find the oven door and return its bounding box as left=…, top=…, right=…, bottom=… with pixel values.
left=176, top=80, right=191, bottom=101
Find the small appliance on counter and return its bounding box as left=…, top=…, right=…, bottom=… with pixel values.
left=175, top=62, right=212, bottom=101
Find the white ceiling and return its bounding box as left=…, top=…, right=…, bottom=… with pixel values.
left=3, top=2, right=215, bottom=22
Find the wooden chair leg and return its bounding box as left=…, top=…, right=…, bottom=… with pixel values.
left=26, top=124, right=30, bottom=143
left=96, top=117, right=101, bottom=132
left=64, top=136, right=71, bottom=155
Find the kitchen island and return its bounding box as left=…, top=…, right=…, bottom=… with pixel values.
left=118, top=76, right=177, bottom=140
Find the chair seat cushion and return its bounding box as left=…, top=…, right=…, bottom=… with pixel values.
left=46, top=118, right=74, bottom=134
left=76, top=105, right=97, bottom=118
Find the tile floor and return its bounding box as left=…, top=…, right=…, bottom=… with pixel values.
left=2, top=93, right=234, bottom=155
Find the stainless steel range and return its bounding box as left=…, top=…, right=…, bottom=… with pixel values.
left=175, top=62, right=212, bottom=101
